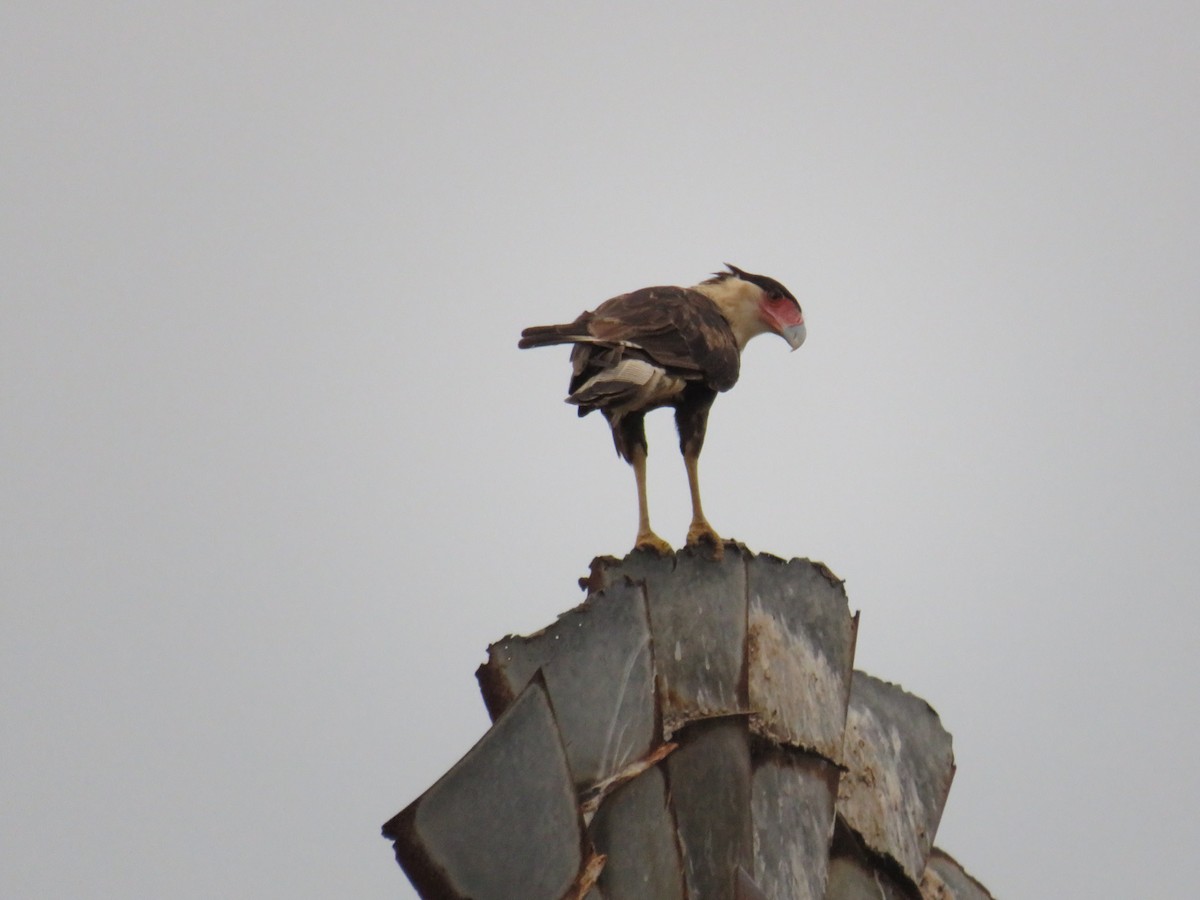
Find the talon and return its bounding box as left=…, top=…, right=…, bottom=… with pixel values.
left=686, top=523, right=724, bottom=559
left=635, top=531, right=674, bottom=556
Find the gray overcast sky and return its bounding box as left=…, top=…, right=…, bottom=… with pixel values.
left=3, top=3, right=1198, bottom=898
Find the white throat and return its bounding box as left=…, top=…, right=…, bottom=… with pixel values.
left=692, top=278, right=771, bottom=351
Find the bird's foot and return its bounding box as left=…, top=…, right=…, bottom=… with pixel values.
left=686, top=521, right=724, bottom=560
left=634, top=530, right=673, bottom=556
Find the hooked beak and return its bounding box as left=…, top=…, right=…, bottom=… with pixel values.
left=781, top=321, right=806, bottom=350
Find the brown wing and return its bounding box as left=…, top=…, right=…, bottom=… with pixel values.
left=581, top=287, right=741, bottom=392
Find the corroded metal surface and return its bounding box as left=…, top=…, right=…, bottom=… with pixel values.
left=920, top=848, right=995, bottom=900
left=589, top=765, right=686, bottom=900
left=837, top=672, right=956, bottom=886
left=477, top=578, right=656, bottom=788
left=667, top=717, right=753, bottom=899
left=385, top=546, right=988, bottom=899
left=590, top=545, right=749, bottom=739
left=745, top=554, right=857, bottom=762
left=382, top=679, right=583, bottom=900
left=750, top=748, right=840, bottom=900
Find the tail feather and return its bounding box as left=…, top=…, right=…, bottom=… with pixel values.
left=518, top=323, right=588, bottom=349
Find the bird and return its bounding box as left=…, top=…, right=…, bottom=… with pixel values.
left=519, top=264, right=805, bottom=557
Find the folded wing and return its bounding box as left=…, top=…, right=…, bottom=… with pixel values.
left=519, top=287, right=741, bottom=405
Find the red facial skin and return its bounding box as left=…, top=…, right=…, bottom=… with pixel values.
left=760, top=295, right=804, bottom=333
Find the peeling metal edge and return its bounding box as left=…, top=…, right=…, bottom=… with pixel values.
left=845, top=611, right=861, bottom=735
left=737, top=550, right=752, bottom=731
left=381, top=802, right=463, bottom=900
left=924, top=847, right=996, bottom=900
left=749, top=732, right=846, bottom=777
left=745, top=720, right=845, bottom=766
left=829, top=815, right=923, bottom=900
left=475, top=652, right=516, bottom=722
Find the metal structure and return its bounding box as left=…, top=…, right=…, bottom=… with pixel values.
left=382, top=546, right=992, bottom=899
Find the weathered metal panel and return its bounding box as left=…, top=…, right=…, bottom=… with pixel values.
left=566, top=850, right=607, bottom=900
left=745, top=554, right=857, bottom=762
left=381, top=679, right=583, bottom=900
left=590, top=546, right=749, bottom=739
left=386, top=546, right=994, bottom=900
left=750, top=749, right=840, bottom=900
left=825, top=855, right=914, bottom=900
left=476, top=578, right=657, bottom=788
left=735, top=866, right=769, bottom=900
left=584, top=545, right=677, bottom=595
left=919, top=848, right=995, bottom=900
left=667, top=717, right=753, bottom=900
left=837, top=672, right=955, bottom=886
left=589, top=765, right=685, bottom=900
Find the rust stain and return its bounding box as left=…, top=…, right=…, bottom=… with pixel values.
left=561, top=850, right=607, bottom=900
left=579, top=741, right=677, bottom=821
left=919, top=865, right=952, bottom=900
left=812, top=560, right=844, bottom=586
left=746, top=601, right=847, bottom=762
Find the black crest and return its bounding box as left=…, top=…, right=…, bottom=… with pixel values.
left=712, top=263, right=798, bottom=304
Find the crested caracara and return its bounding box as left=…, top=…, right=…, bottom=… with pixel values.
left=519, top=264, right=805, bottom=557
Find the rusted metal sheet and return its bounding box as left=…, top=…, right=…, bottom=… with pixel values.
left=476, top=578, right=657, bottom=788
left=919, top=848, right=995, bottom=899
left=667, top=716, right=753, bottom=899
left=588, top=765, right=685, bottom=900
left=836, top=672, right=955, bottom=887
left=750, top=748, right=840, bottom=900
left=589, top=545, right=749, bottom=739
left=745, top=554, right=858, bottom=762
left=381, top=678, right=583, bottom=900
left=386, top=546, right=993, bottom=900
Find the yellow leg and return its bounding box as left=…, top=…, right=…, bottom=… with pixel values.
left=631, top=446, right=672, bottom=555
left=684, top=452, right=723, bottom=558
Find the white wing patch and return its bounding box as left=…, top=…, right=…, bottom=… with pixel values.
left=568, top=358, right=686, bottom=417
